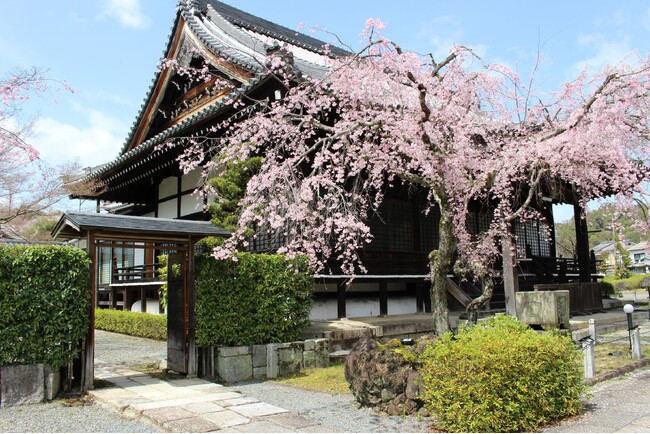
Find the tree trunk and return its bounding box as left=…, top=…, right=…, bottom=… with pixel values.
left=428, top=210, right=456, bottom=335
left=466, top=272, right=494, bottom=325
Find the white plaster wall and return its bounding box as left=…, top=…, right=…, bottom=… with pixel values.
left=180, top=193, right=202, bottom=217
left=158, top=199, right=177, bottom=218
left=158, top=176, right=177, bottom=199
left=131, top=299, right=163, bottom=314
left=309, top=296, right=417, bottom=320
left=181, top=168, right=202, bottom=191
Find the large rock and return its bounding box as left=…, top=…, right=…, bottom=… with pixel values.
left=344, top=336, right=432, bottom=416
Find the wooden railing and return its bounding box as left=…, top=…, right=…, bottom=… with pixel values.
left=112, top=262, right=162, bottom=283
left=519, top=256, right=601, bottom=283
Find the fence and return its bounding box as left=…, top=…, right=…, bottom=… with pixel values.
left=579, top=316, right=650, bottom=381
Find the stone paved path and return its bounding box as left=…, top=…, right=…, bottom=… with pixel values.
left=92, top=362, right=333, bottom=432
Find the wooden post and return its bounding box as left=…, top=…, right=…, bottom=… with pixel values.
left=187, top=238, right=197, bottom=377
left=82, top=231, right=97, bottom=392
left=573, top=202, right=591, bottom=283
left=140, top=287, right=146, bottom=312
left=502, top=236, right=518, bottom=316
left=337, top=280, right=347, bottom=319
left=379, top=281, right=388, bottom=316
left=415, top=282, right=424, bottom=313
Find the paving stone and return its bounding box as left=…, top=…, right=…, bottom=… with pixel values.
left=130, top=376, right=165, bottom=386
left=142, top=407, right=197, bottom=424
left=182, top=401, right=226, bottom=414
left=89, top=387, right=139, bottom=401
left=163, top=416, right=220, bottom=433
left=220, top=397, right=259, bottom=407
left=228, top=419, right=293, bottom=432
left=229, top=402, right=288, bottom=418
left=169, top=378, right=213, bottom=387
left=132, top=392, right=243, bottom=411
left=202, top=409, right=250, bottom=428
left=263, top=413, right=318, bottom=429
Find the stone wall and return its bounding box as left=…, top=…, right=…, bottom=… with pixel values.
left=199, top=339, right=329, bottom=383
left=0, top=364, right=60, bottom=407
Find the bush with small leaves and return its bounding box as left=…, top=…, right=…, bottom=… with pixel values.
left=94, top=308, right=167, bottom=341
left=419, top=315, right=585, bottom=433
left=0, top=245, right=91, bottom=368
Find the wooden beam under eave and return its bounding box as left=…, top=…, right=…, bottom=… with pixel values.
left=163, top=87, right=232, bottom=130
left=127, top=19, right=187, bottom=153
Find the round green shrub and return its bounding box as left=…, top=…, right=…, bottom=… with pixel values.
left=419, top=315, right=585, bottom=433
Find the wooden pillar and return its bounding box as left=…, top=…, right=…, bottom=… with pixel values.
left=82, top=231, right=97, bottom=392
left=140, top=287, right=146, bottom=312
left=415, top=282, right=424, bottom=313
left=573, top=202, right=591, bottom=283
left=502, top=236, right=518, bottom=316
left=187, top=239, right=197, bottom=377
left=379, top=281, right=388, bottom=316
left=337, top=280, right=347, bottom=319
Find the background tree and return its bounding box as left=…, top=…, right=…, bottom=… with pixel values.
left=172, top=21, right=650, bottom=334
left=555, top=202, right=649, bottom=259
left=0, top=67, right=81, bottom=238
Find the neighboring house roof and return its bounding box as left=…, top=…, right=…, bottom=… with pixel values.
left=52, top=211, right=230, bottom=240
left=0, top=238, right=67, bottom=246
left=592, top=241, right=618, bottom=254
left=627, top=241, right=647, bottom=253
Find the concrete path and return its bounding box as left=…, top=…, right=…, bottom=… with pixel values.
left=91, top=363, right=332, bottom=432
left=544, top=365, right=650, bottom=433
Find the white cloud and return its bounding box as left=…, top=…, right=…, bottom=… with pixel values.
left=568, top=34, right=632, bottom=77
left=99, top=0, right=151, bottom=30
left=31, top=109, right=125, bottom=169
left=416, top=16, right=488, bottom=66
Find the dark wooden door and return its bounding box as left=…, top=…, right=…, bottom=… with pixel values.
left=167, top=252, right=187, bottom=373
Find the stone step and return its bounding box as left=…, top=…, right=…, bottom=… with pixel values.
left=328, top=350, right=350, bottom=361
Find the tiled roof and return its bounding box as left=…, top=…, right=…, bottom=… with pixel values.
left=115, top=0, right=346, bottom=157
left=52, top=211, right=230, bottom=239
left=201, top=1, right=349, bottom=57
left=0, top=238, right=67, bottom=246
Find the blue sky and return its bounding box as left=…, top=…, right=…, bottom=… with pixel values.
left=2, top=1, right=650, bottom=220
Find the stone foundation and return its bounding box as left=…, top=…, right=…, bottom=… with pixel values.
left=199, top=339, right=329, bottom=383
left=0, top=364, right=60, bottom=407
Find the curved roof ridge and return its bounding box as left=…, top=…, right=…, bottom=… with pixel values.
left=89, top=73, right=268, bottom=182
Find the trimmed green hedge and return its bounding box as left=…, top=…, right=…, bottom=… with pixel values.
left=0, top=245, right=91, bottom=368
left=195, top=252, right=313, bottom=347
left=95, top=309, right=167, bottom=341
left=419, top=315, right=584, bottom=432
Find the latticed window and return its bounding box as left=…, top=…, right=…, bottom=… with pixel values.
left=466, top=210, right=492, bottom=241
left=514, top=219, right=552, bottom=258
left=247, top=225, right=288, bottom=252
left=420, top=205, right=440, bottom=252
left=366, top=198, right=414, bottom=252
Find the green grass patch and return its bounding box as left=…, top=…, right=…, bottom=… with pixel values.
left=603, top=273, right=650, bottom=290
left=592, top=342, right=646, bottom=376
left=275, top=363, right=350, bottom=395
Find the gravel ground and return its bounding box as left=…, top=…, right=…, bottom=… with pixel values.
left=0, top=331, right=430, bottom=432
left=232, top=381, right=430, bottom=433
left=0, top=331, right=165, bottom=433
left=0, top=397, right=161, bottom=433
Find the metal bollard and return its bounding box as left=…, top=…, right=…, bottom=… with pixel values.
left=581, top=336, right=596, bottom=379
